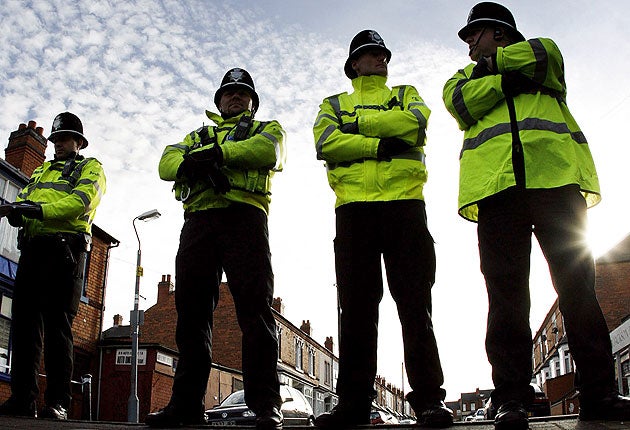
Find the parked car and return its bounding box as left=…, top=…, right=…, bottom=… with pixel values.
left=465, top=408, right=486, bottom=421
left=206, top=385, right=315, bottom=426
left=484, top=383, right=551, bottom=419
left=398, top=416, right=417, bottom=425
left=370, top=410, right=399, bottom=424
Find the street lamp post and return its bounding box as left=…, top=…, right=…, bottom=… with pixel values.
left=128, top=209, right=161, bottom=423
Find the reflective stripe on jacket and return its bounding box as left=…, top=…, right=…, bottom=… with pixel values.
left=159, top=110, right=286, bottom=215
left=313, top=75, right=430, bottom=208
left=17, top=156, right=106, bottom=237
left=443, top=37, right=600, bottom=222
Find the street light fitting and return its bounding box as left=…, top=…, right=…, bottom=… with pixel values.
left=136, top=209, right=161, bottom=221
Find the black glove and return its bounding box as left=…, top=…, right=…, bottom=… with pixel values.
left=501, top=72, right=539, bottom=97
left=177, top=147, right=223, bottom=182
left=340, top=119, right=359, bottom=134
left=470, top=56, right=493, bottom=79
left=207, top=164, right=231, bottom=194
left=1, top=201, right=43, bottom=225
left=377, top=138, right=412, bottom=160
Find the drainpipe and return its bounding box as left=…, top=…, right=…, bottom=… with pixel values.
left=96, top=240, right=120, bottom=420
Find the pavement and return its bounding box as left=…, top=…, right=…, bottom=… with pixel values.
left=0, top=415, right=628, bottom=430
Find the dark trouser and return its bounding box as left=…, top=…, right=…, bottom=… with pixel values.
left=477, top=185, right=615, bottom=406
left=10, top=234, right=85, bottom=409
left=334, top=200, right=446, bottom=413
left=170, top=204, right=281, bottom=415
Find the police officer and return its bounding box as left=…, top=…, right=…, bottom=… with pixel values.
left=313, top=31, right=452, bottom=428
left=443, top=3, right=630, bottom=429
left=0, top=112, right=106, bottom=420
left=147, top=68, right=286, bottom=429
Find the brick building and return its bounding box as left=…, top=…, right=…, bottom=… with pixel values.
left=97, top=275, right=243, bottom=421
left=458, top=388, right=492, bottom=421
left=0, top=120, right=119, bottom=419
left=532, top=235, right=630, bottom=414
left=98, top=274, right=408, bottom=422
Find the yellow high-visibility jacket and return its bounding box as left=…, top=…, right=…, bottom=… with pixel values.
left=314, top=75, right=430, bottom=208
left=16, top=155, right=106, bottom=237
left=443, top=37, right=600, bottom=222
left=159, top=110, right=286, bottom=215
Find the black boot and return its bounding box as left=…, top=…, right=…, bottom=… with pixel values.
left=416, top=401, right=453, bottom=428
left=40, top=404, right=68, bottom=420
left=314, top=405, right=370, bottom=429
left=256, top=406, right=283, bottom=430
left=579, top=392, right=630, bottom=421
left=494, top=401, right=528, bottom=430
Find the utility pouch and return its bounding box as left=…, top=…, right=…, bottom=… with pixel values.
left=233, top=115, right=253, bottom=141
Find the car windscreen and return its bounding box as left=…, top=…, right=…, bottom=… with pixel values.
left=220, top=391, right=246, bottom=406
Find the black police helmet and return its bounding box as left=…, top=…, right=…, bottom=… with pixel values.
left=458, top=2, right=525, bottom=42
left=48, top=112, right=88, bottom=149
left=344, top=30, right=392, bottom=79
left=213, top=68, right=260, bottom=114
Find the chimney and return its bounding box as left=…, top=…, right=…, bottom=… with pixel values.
left=324, top=336, right=334, bottom=353
left=271, top=297, right=284, bottom=315
left=300, top=320, right=311, bottom=336
left=157, top=274, right=175, bottom=303
left=5, top=121, right=47, bottom=177
left=113, top=314, right=124, bottom=326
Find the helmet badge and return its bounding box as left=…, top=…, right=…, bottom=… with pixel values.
left=368, top=30, right=383, bottom=44
left=229, top=69, right=245, bottom=82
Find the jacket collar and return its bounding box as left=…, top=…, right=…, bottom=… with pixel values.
left=351, top=74, right=389, bottom=92
left=205, top=109, right=253, bottom=126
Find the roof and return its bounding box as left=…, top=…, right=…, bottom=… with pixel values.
left=597, top=234, right=630, bottom=263
left=102, top=324, right=131, bottom=339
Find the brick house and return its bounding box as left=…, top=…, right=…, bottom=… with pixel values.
left=532, top=235, right=630, bottom=414
left=97, top=275, right=244, bottom=422
left=0, top=120, right=119, bottom=419
left=98, top=274, right=408, bottom=421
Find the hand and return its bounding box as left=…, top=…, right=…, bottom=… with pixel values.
left=470, top=57, right=493, bottom=79
left=340, top=119, right=359, bottom=134
left=377, top=138, right=412, bottom=160
left=177, top=147, right=223, bottom=182
left=207, top=164, right=231, bottom=194
left=0, top=201, right=43, bottom=225
left=502, top=72, right=538, bottom=97
left=189, top=146, right=223, bottom=165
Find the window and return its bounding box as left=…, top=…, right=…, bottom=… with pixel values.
left=564, top=351, right=572, bottom=373
left=232, top=377, right=244, bottom=392
left=303, top=386, right=314, bottom=408
left=324, top=360, right=331, bottom=385
left=0, top=178, right=21, bottom=263
left=0, top=292, right=12, bottom=376
left=307, top=347, right=315, bottom=376
left=295, top=338, right=304, bottom=371
left=462, top=403, right=467, bottom=412
left=471, top=403, right=476, bottom=411
left=276, top=325, right=282, bottom=359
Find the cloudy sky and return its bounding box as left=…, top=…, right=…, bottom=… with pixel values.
left=1, top=0, right=629, bottom=402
